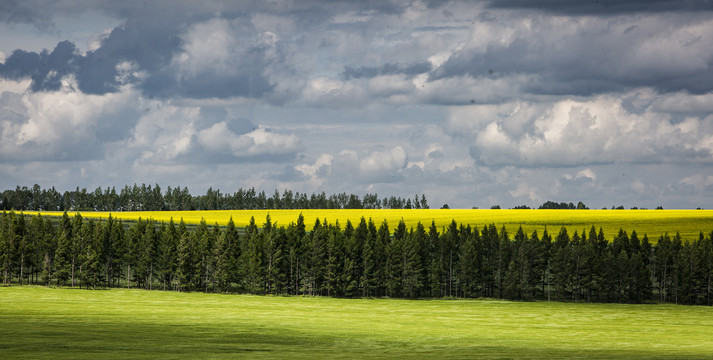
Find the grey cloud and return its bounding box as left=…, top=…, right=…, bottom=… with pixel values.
left=488, top=0, right=713, bottom=14
left=272, top=165, right=309, bottom=182
left=144, top=70, right=274, bottom=100
left=0, top=87, right=140, bottom=162
left=0, top=19, right=181, bottom=95
left=0, top=0, right=53, bottom=27
left=0, top=17, right=279, bottom=99
left=0, top=41, right=78, bottom=92
left=79, top=19, right=181, bottom=94
left=430, top=14, right=713, bottom=96
left=343, top=61, right=432, bottom=80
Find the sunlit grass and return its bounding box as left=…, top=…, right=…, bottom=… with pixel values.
left=33, top=209, right=713, bottom=241
left=1, top=287, right=712, bottom=359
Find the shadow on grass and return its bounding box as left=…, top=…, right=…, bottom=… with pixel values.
left=0, top=317, right=700, bottom=360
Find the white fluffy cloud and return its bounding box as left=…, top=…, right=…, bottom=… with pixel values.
left=358, top=146, right=408, bottom=182
left=2, top=1, right=713, bottom=209
left=0, top=79, right=138, bottom=161
left=452, top=92, right=713, bottom=167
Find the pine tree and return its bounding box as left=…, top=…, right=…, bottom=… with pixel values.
left=458, top=224, right=479, bottom=297
left=264, top=223, right=284, bottom=295
left=344, top=218, right=367, bottom=297
left=125, top=219, right=146, bottom=289
left=402, top=222, right=424, bottom=298
left=54, top=229, right=71, bottom=287
left=240, top=217, right=263, bottom=294
left=177, top=231, right=195, bottom=292
left=551, top=227, right=570, bottom=300
left=386, top=221, right=403, bottom=297
left=141, top=220, right=159, bottom=290
left=40, top=216, right=56, bottom=286
left=81, top=219, right=102, bottom=289
left=161, top=219, right=179, bottom=290
left=101, top=214, right=120, bottom=288
left=215, top=217, right=239, bottom=292
left=14, top=213, right=30, bottom=286
left=0, top=211, right=14, bottom=285
left=360, top=218, right=379, bottom=297
left=325, top=222, right=344, bottom=297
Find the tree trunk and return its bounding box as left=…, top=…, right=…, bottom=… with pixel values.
left=20, top=254, right=24, bottom=286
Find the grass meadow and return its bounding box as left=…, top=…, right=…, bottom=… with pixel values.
left=36, top=209, right=713, bottom=241
left=1, top=286, right=713, bottom=359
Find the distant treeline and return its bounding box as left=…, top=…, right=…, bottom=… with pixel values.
left=538, top=201, right=589, bottom=210
left=2, top=211, right=711, bottom=305
left=1, top=184, right=429, bottom=211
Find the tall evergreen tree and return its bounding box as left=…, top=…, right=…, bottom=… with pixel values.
left=176, top=230, right=196, bottom=292
left=402, top=222, right=424, bottom=298
left=80, top=218, right=102, bottom=289
left=161, top=219, right=179, bottom=290
left=215, top=217, right=239, bottom=292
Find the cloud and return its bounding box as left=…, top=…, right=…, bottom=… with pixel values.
left=0, top=18, right=180, bottom=95
left=487, top=0, right=713, bottom=15
left=144, top=18, right=282, bottom=100
left=358, top=146, right=408, bottom=183
left=430, top=12, right=713, bottom=95
left=454, top=94, right=713, bottom=167
left=0, top=41, right=79, bottom=92
left=343, top=61, right=432, bottom=79
left=0, top=15, right=287, bottom=100
left=2, top=0, right=713, bottom=210
left=0, top=81, right=139, bottom=161
left=678, top=174, right=713, bottom=192
left=509, top=181, right=539, bottom=202
left=277, top=153, right=334, bottom=185
left=301, top=77, right=367, bottom=106
left=133, top=112, right=301, bottom=165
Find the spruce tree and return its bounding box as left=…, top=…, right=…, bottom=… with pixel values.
left=402, top=222, right=424, bottom=298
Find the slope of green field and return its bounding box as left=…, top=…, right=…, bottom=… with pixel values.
left=1, top=287, right=712, bottom=359
left=34, top=209, right=713, bottom=241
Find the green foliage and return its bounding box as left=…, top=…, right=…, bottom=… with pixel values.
left=2, top=184, right=427, bottom=211
left=2, top=210, right=713, bottom=305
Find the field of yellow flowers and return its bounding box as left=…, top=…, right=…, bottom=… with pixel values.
left=34, top=209, right=713, bottom=241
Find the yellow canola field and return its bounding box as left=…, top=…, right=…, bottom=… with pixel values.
left=33, top=209, right=713, bottom=241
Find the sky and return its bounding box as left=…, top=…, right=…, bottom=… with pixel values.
left=1, top=0, right=713, bottom=209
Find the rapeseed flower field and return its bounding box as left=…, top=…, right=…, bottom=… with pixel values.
left=34, top=209, right=713, bottom=241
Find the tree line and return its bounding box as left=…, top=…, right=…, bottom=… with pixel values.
left=1, top=211, right=711, bottom=305
left=1, top=184, right=429, bottom=211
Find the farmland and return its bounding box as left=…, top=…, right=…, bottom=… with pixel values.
left=34, top=209, right=713, bottom=241
left=1, top=286, right=712, bottom=359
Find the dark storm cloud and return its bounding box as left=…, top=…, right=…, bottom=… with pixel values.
left=429, top=14, right=713, bottom=96
left=342, top=61, right=432, bottom=80
left=0, top=19, right=180, bottom=94
left=80, top=19, right=181, bottom=94
left=0, top=41, right=77, bottom=92
left=0, top=17, right=278, bottom=99
left=0, top=0, right=52, bottom=27
left=2, top=0, right=713, bottom=210
left=488, top=0, right=713, bottom=14
left=0, top=0, right=419, bottom=99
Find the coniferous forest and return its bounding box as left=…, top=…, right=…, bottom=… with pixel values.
left=2, top=210, right=712, bottom=305
left=1, top=184, right=428, bottom=211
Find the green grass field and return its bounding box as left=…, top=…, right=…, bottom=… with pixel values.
left=1, top=287, right=712, bottom=359
left=35, top=209, right=713, bottom=241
